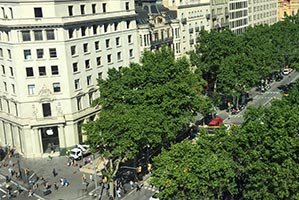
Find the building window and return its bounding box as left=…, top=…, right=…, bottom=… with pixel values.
left=77, top=97, right=82, bottom=111
left=98, top=72, right=103, bottom=80
left=74, top=79, right=80, bottom=90
left=68, top=29, right=74, bottom=39
left=114, top=22, right=118, bottom=31
left=28, top=84, right=35, bottom=95
left=9, top=66, right=13, bottom=76
left=102, top=3, right=107, bottom=13
left=129, top=49, right=133, bottom=57
left=104, top=24, right=109, bottom=32
left=125, top=2, right=130, bottom=10
left=11, top=84, right=15, bottom=94
left=36, top=48, right=44, bottom=59
left=126, top=21, right=130, bottom=29
left=106, top=39, right=110, bottom=48
left=49, top=48, right=57, bottom=58
left=117, top=52, right=121, bottom=61
left=1, top=65, right=5, bottom=74
left=96, top=57, right=101, bottom=66
left=88, top=92, right=94, bottom=105
left=83, top=43, right=89, bottom=53
left=7, top=49, right=11, bottom=59
left=0, top=48, right=3, bottom=57
left=68, top=5, right=73, bottom=16
left=92, top=4, right=96, bottom=14
left=93, top=25, right=97, bottom=35
left=34, top=7, right=43, bottom=18
left=128, top=35, right=132, bottom=43
left=95, top=41, right=100, bottom=50
left=3, top=82, right=7, bottom=91
left=38, top=66, right=46, bottom=76
left=24, top=49, right=32, bottom=60
left=34, top=30, right=43, bottom=41
left=116, top=37, right=120, bottom=46
left=81, top=27, right=87, bottom=36
left=42, top=103, right=52, bottom=117
left=26, top=67, right=34, bottom=77
left=46, top=30, right=55, bottom=40
left=71, top=45, right=76, bottom=56
left=51, top=65, right=59, bottom=75
left=73, top=62, right=78, bottom=72
left=22, top=31, right=31, bottom=41
left=87, top=75, right=92, bottom=86
left=107, top=54, right=112, bottom=63
left=80, top=5, right=85, bottom=15
left=53, top=82, right=61, bottom=92
left=85, top=59, right=90, bottom=69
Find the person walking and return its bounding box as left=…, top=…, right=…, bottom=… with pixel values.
left=28, top=189, right=33, bottom=198
left=52, top=168, right=57, bottom=177
left=82, top=174, right=87, bottom=184
left=54, top=182, right=59, bottom=190
left=89, top=174, right=93, bottom=182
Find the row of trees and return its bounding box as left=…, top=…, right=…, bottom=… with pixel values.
left=84, top=16, right=299, bottom=198
left=84, top=48, right=213, bottom=196
left=190, top=16, right=299, bottom=106
left=151, top=80, right=299, bottom=199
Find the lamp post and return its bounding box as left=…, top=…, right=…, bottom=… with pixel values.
left=93, top=154, right=97, bottom=190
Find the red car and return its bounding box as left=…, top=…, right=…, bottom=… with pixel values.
left=208, top=117, right=223, bottom=126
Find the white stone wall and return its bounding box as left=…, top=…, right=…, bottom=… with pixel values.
left=0, top=0, right=139, bottom=157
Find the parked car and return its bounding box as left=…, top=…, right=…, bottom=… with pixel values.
left=69, top=144, right=90, bottom=160
left=283, top=67, right=293, bottom=75
left=149, top=192, right=160, bottom=200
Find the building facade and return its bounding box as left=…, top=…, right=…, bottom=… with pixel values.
left=162, top=0, right=211, bottom=55
left=278, top=0, right=299, bottom=21
left=248, top=0, right=277, bottom=27
left=135, top=0, right=181, bottom=58
left=0, top=0, right=139, bottom=158
left=228, top=0, right=249, bottom=34
left=210, top=0, right=229, bottom=31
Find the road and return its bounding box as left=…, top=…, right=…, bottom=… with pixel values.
left=219, top=71, right=299, bottom=124
left=0, top=174, right=42, bottom=200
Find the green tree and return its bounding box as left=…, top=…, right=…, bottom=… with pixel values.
left=151, top=81, right=299, bottom=199
left=151, top=138, right=237, bottom=200
left=84, top=47, right=212, bottom=198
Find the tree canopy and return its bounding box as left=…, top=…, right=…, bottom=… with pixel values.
left=83, top=47, right=212, bottom=197
left=150, top=81, right=299, bottom=199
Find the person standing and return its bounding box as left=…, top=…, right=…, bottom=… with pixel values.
left=89, top=174, right=93, bottom=182
left=52, top=168, right=57, bottom=177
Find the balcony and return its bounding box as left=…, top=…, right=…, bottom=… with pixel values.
left=150, top=37, right=173, bottom=50
left=181, top=18, right=187, bottom=24
left=212, top=14, right=217, bottom=21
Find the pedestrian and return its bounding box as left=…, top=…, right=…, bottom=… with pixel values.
left=52, top=168, right=57, bottom=177
left=54, top=182, right=59, bottom=190
left=60, top=177, right=64, bottom=186
left=82, top=174, right=87, bottom=184
left=129, top=180, right=134, bottom=189
left=136, top=182, right=141, bottom=192
left=63, top=178, right=69, bottom=186
left=116, top=188, right=121, bottom=198
left=28, top=189, right=33, bottom=198
left=16, top=184, right=22, bottom=194
left=89, top=174, right=93, bottom=182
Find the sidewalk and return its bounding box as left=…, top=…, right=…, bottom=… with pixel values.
left=0, top=154, right=95, bottom=200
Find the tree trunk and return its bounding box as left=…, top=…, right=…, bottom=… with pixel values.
left=108, top=158, right=121, bottom=199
